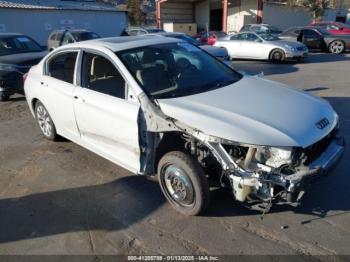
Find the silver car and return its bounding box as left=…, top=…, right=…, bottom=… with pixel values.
left=215, top=31, right=308, bottom=62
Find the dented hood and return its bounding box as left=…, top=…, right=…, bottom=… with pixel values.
left=157, top=76, right=337, bottom=148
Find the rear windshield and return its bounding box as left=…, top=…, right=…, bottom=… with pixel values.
left=117, top=43, right=242, bottom=99
left=0, top=35, right=42, bottom=56
left=72, top=32, right=100, bottom=41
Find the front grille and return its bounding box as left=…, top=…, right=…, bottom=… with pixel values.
left=303, top=130, right=335, bottom=165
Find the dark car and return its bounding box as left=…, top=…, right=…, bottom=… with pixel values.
left=47, top=29, right=100, bottom=51
left=240, top=24, right=283, bottom=35
left=146, top=32, right=230, bottom=62
left=124, top=27, right=165, bottom=36
left=279, top=26, right=350, bottom=54
left=0, top=33, right=47, bottom=101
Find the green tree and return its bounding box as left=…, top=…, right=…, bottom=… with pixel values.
left=288, top=0, right=330, bottom=19
left=127, top=0, right=146, bottom=26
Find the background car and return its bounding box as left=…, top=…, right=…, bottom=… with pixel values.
left=214, top=31, right=308, bottom=62
left=47, top=29, right=100, bottom=51
left=0, top=33, right=46, bottom=101
left=279, top=26, right=350, bottom=54
left=146, top=32, right=230, bottom=62
left=124, top=27, right=165, bottom=36
left=194, top=31, right=229, bottom=45
left=240, top=24, right=283, bottom=35
left=310, top=21, right=350, bottom=35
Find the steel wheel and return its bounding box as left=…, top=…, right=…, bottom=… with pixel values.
left=35, top=101, right=57, bottom=141
left=163, top=164, right=195, bottom=207
left=329, top=40, right=345, bottom=54
left=158, top=151, right=210, bottom=216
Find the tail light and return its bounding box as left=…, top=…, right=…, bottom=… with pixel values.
left=22, top=73, right=28, bottom=84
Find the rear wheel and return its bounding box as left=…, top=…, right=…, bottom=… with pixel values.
left=269, top=49, right=285, bottom=62
left=0, top=92, right=9, bottom=102
left=328, top=40, right=345, bottom=54
left=35, top=101, right=58, bottom=141
left=158, top=151, right=210, bottom=216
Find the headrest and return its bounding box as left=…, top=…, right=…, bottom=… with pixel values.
left=64, top=57, right=76, bottom=70
left=91, top=56, right=115, bottom=76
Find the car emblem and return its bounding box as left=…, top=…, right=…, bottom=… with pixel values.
left=316, top=118, right=330, bottom=130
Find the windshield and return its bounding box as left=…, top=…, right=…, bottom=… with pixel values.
left=171, top=35, right=200, bottom=46
left=147, top=29, right=165, bottom=33
left=117, top=43, right=242, bottom=99
left=316, top=28, right=331, bottom=36
left=0, top=35, right=42, bottom=56
left=73, top=32, right=100, bottom=41
left=257, top=32, right=280, bottom=41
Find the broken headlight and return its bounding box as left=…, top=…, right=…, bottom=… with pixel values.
left=256, top=147, right=294, bottom=168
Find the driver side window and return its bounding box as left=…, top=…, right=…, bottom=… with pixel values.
left=81, top=52, right=126, bottom=99
left=62, top=33, right=74, bottom=45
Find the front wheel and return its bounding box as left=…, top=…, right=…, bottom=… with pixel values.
left=328, top=40, right=345, bottom=54
left=35, top=101, right=58, bottom=141
left=158, top=151, right=210, bottom=216
left=269, top=49, right=285, bottom=63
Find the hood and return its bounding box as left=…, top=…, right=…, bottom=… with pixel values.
left=200, top=44, right=228, bottom=57
left=157, top=76, right=337, bottom=148
left=0, top=51, right=47, bottom=66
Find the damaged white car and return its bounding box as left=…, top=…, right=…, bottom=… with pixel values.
left=24, top=36, right=344, bottom=215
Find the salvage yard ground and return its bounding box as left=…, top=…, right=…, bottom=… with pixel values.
left=0, top=53, right=349, bottom=255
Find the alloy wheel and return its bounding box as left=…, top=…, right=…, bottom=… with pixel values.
left=36, top=105, right=53, bottom=137
left=329, top=41, right=344, bottom=54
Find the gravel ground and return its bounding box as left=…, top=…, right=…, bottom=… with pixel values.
left=0, top=53, right=349, bottom=256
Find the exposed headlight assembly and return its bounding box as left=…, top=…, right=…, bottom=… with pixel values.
left=256, top=146, right=294, bottom=168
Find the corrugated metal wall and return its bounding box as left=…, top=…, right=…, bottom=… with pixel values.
left=160, top=2, right=194, bottom=24
left=0, top=9, right=127, bottom=45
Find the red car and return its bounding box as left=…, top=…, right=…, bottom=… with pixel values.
left=195, top=31, right=228, bottom=45
left=310, top=21, right=350, bottom=35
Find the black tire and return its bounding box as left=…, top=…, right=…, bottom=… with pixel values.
left=0, top=92, right=9, bottom=102
left=158, top=151, right=210, bottom=216
left=269, top=49, right=285, bottom=62
left=328, top=40, right=345, bottom=54
left=34, top=101, right=58, bottom=141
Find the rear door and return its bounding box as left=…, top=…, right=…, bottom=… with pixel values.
left=41, top=50, right=81, bottom=140
left=74, top=50, right=141, bottom=173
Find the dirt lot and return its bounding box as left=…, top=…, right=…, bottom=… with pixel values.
left=0, top=53, right=349, bottom=256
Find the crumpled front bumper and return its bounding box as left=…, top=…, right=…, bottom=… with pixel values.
left=286, top=136, right=345, bottom=193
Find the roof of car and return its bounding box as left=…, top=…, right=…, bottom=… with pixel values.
left=51, top=29, right=92, bottom=34
left=0, top=32, right=23, bottom=37
left=59, top=36, right=183, bottom=52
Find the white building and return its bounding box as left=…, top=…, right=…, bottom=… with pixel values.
left=0, top=0, right=127, bottom=45
left=156, top=0, right=349, bottom=34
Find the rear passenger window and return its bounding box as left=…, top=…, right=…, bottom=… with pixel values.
left=48, top=52, right=77, bottom=84
left=50, top=33, right=56, bottom=40
left=81, top=53, right=126, bottom=99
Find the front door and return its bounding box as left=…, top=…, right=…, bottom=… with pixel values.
left=74, top=51, right=141, bottom=173
left=237, top=33, right=263, bottom=59
left=302, top=29, right=323, bottom=49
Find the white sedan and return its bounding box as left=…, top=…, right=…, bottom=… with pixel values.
left=214, top=31, right=308, bottom=62
left=24, top=36, right=343, bottom=215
